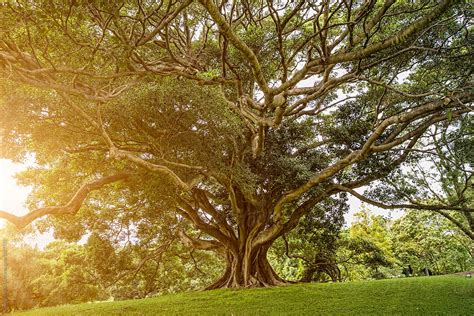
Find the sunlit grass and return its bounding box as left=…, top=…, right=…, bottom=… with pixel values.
left=12, top=275, right=473, bottom=315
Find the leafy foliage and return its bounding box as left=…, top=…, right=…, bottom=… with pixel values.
left=0, top=0, right=472, bottom=290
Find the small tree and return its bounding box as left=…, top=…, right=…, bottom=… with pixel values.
left=272, top=195, right=347, bottom=282
left=333, top=208, right=395, bottom=280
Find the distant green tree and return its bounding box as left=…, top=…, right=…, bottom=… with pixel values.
left=0, top=227, right=220, bottom=311
left=0, top=227, right=43, bottom=311
left=391, top=211, right=473, bottom=275
left=337, top=207, right=396, bottom=280
left=271, top=195, right=347, bottom=282
left=31, top=241, right=103, bottom=307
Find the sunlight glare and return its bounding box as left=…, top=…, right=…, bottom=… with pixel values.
left=0, top=159, right=55, bottom=248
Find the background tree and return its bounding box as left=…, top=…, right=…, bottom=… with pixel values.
left=0, top=227, right=42, bottom=312
left=337, top=208, right=472, bottom=281
left=0, top=0, right=472, bottom=288
left=0, top=225, right=219, bottom=311
left=271, top=195, right=347, bottom=282
left=339, top=207, right=396, bottom=280
left=391, top=210, right=473, bottom=276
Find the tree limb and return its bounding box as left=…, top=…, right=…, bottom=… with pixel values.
left=334, top=185, right=474, bottom=213
left=0, top=173, right=131, bottom=229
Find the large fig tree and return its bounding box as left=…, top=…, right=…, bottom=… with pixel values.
left=0, top=0, right=472, bottom=288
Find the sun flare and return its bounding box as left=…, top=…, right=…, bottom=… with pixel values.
left=0, top=159, right=29, bottom=219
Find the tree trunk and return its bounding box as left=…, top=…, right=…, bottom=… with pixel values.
left=183, top=190, right=288, bottom=289
left=206, top=244, right=286, bottom=289
left=300, top=266, right=317, bottom=283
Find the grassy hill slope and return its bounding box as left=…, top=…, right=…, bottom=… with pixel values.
left=12, top=275, right=473, bottom=315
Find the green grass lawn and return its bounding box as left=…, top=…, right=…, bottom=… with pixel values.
left=12, top=275, right=473, bottom=315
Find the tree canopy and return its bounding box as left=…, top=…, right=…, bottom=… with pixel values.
left=0, top=0, right=472, bottom=288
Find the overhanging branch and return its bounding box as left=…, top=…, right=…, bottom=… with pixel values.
left=334, top=185, right=474, bottom=213
left=61, top=95, right=195, bottom=191
left=178, top=230, right=224, bottom=253
left=0, top=173, right=131, bottom=229
left=198, top=0, right=269, bottom=95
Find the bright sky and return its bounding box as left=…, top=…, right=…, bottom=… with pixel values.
left=0, top=159, right=30, bottom=217
left=0, top=159, right=402, bottom=247
left=0, top=159, right=54, bottom=248
left=345, top=193, right=404, bottom=226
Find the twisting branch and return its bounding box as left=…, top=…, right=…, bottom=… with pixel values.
left=0, top=173, right=131, bottom=229
left=178, top=230, right=224, bottom=253
left=176, top=198, right=237, bottom=252
left=322, top=0, right=454, bottom=65
left=61, top=95, right=196, bottom=191
left=272, top=0, right=453, bottom=95
left=254, top=94, right=472, bottom=247
left=434, top=210, right=474, bottom=240
left=198, top=0, right=270, bottom=95
left=271, top=95, right=468, bottom=225
left=136, top=0, right=194, bottom=46
left=334, top=185, right=474, bottom=213
left=110, top=148, right=192, bottom=191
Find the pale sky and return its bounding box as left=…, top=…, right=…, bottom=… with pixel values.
left=0, top=159, right=402, bottom=248
left=0, top=159, right=30, bottom=217
left=0, top=159, right=54, bottom=248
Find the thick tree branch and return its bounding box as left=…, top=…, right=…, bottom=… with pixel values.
left=0, top=173, right=131, bottom=229
left=198, top=0, right=269, bottom=95
left=334, top=185, right=474, bottom=213
left=178, top=230, right=224, bottom=253
left=323, top=0, right=454, bottom=65
left=271, top=95, right=468, bottom=225
left=273, top=0, right=454, bottom=95
left=177, top=199, right=237, bottom=253
left=434, top=210, right=474, bottom=240
left=61, top=95, right=195, bottom=191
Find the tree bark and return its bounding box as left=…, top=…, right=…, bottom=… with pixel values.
left=206, top=244, right=286, bottom=289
